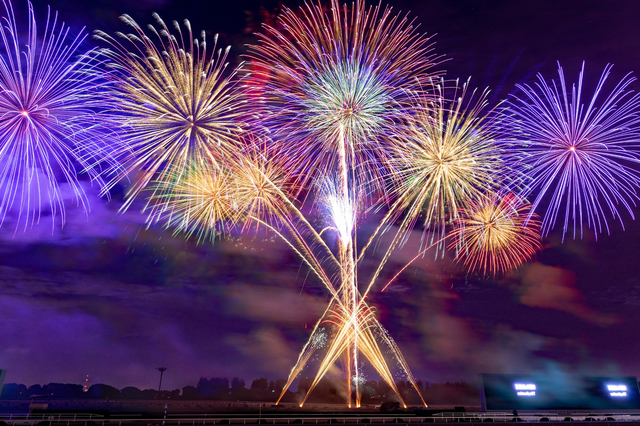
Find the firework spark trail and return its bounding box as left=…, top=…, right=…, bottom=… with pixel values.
left=374, top=320, right=424, bottom=406
left=389, top=79, right=503, bottom=246
left=293, top=297, right=427, bottom=408
left=247, top=0, right=444, bottom=407
left=274, top=304, right=337, bottom=401
left=0, top=0, right=118, bottom=230
left=297, top=299, right=379, bottom=407
left=504, top=62, right=640, bottom=239
left=235, top=153, right=344, bottom=300
left=261, top=153, right=426, bottom=407
left=94, top=14, right=249, bottom=213
left=270, top=167, right=432, bottom=407
left=448, top=193, right=542, bottom=277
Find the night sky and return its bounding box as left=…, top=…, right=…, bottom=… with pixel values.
left=2, top=0, right=640, bottom=393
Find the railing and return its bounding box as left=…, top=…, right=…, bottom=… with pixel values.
left=2, top=412, right=640, bottom=426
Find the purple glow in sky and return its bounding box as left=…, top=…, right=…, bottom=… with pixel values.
left=2, top=0, right=640, bottom=393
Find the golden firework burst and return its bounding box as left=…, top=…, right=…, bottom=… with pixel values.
left=95, top=14, right=249, bottom=211
left=448, top=193, right=542, bottom=276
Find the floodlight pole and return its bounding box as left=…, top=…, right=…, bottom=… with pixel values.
left=157, top=367, right=168, bottom=392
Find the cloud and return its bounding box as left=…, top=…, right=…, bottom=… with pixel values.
left=0, top=265, right=237, bottom=390
left=517, top=263, right=621, bottom=327
left=0, top=254, right=334, bottom=390
left=0, top=180, right=147, bottom=246
left=225, top=285, right=327, bottom=325
left=225, top=327, right=301, bottom=379
left=392, top=278, right=556, bottom=379
left=0, top=201, right=629, bottom=392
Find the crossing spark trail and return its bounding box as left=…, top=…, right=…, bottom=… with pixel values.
left=247, top=0, right=442, bottom=407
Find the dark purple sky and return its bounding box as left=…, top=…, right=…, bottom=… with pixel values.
left=2, top=0, right=640, bottom=393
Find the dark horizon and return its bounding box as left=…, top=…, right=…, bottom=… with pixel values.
left=0, top=377, right=479, bottom=406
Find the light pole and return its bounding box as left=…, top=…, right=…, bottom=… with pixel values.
left=157, top=367, right=167, bottom=392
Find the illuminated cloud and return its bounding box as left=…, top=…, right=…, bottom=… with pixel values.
left=225, top=327, right=301, bottom=378
left=518, top=262, right=621, bottom=326
left=225, top=285, right=326, bottom=325
left=0, top=182, right=145, bottom=245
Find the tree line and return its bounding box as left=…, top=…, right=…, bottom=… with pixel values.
left=0, top=378, right=479, bottom=405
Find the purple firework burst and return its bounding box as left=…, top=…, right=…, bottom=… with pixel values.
left=504, top=62, right=640, bottom=239
left=0, top=1, right=117, bottom=230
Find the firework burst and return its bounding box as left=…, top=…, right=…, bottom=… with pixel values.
left=149, top=158, right=237, bottom=243
left=448, top=193, right=542, bottom=276
left=504, top=62, right=640, bottom=239
left=94, top=14, right=248, bottom=212
left=150, top=139, right=291, bottom=242
left=386, top=79, right=504, bottom=253
left=0, top=0, right=117, bottom=229
left=232, top=143, right=291, bottom=229
left=248, top=0, right=441, bottom=195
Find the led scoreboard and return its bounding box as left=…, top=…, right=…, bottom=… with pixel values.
left=479, top=374, right=640, bottom=410
left=514, top=382, right=536, bottom=397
